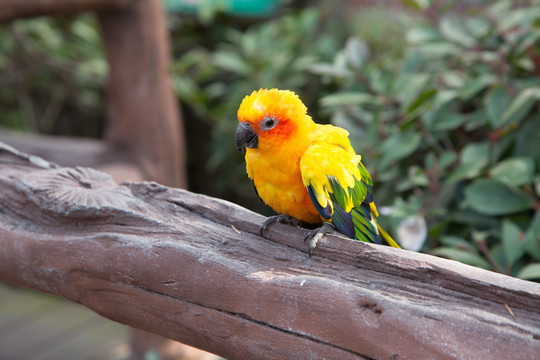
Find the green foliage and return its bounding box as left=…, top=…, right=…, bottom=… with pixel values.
left=0, top=15, right=106, bottom=136
left=314, top=0, right=540, bottom=278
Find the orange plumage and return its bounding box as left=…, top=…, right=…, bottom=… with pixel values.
left=235, top=88, right=399, bottom=248
left=237, top=89, right=321, bottom=223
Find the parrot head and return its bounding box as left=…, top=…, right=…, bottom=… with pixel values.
left=235, top=88, right=313, bottom=153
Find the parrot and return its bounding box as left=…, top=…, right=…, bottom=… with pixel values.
left=234, top=88, right=400, bottom=254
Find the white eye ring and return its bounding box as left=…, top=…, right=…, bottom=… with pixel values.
left=260, top=116, right=278, bottom=131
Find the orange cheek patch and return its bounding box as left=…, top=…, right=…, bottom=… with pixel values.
left=267, top=118, right=296, bottom=140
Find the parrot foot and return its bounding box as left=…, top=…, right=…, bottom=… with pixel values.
left=259, top=214, right=302, bottom=236
left=304, top=222, right=336, bottom=257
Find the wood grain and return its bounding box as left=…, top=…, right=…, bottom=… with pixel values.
left=1, top=142, right=539, bottom=360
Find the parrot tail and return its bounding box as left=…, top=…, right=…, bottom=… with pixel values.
left=377, top=224, right=401, bottom=249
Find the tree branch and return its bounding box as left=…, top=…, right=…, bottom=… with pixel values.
left=0, top=142, right=539, bottom=360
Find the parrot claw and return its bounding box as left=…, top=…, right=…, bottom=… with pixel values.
left=304, top=222, right=336, bottom=257
left=259, top=214, right=302, bottom=236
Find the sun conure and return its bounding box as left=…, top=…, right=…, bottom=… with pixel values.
left=235, top=88, right=400, bottom=253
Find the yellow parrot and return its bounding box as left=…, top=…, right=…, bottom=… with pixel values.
left=235, top=88, right=400, bottom=253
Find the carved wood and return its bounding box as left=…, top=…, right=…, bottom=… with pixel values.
left=1, top=142, right=539, bottom=360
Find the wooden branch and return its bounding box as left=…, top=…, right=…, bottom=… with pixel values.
left=0, top=0, right=133, bottom=23
left=98, top=0, right=187, bottom=188
left=1, top=141, right=539, bottom=360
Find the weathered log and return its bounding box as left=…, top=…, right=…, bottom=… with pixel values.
left=1, top=141, right=539, bottom=360
left=0, top=0, right=133, bottom=23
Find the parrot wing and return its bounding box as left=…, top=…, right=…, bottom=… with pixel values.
left=300, top=142, right=397, bottom=247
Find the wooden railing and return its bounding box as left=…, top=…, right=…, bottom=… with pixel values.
left=1, top=142, right=539, bottom=360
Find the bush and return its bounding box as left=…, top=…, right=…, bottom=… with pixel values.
left=314, top=0, right=540, bottom=278
left=0, top=15, right=106, bottom=137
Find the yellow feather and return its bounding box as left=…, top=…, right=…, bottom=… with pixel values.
left=237, top=88, right=400, bottom=248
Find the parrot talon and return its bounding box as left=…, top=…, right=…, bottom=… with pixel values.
left=259, top=214, right=302, bottom=236
left=304, top=222, right=336, bottom=257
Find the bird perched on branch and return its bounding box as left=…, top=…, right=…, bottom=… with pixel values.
left=235, top=88, right=400, bottom=254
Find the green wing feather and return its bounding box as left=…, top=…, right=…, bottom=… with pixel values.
left=301, top=142, right=400, bottom=248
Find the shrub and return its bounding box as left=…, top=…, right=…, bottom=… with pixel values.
left=313, top=0, right=540, bottom=278
left=0, top=15, right=106, bottom=136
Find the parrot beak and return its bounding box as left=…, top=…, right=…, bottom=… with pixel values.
left=235, top=122, right=258, bottom=153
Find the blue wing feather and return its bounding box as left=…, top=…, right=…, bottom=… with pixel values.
left=306, top=163, right=382, bottom=244
left=307, top=185, right=332, bottom=220
left=300, top=142, right=399, bottom=247
left=331, top=203, right=355, bottom=238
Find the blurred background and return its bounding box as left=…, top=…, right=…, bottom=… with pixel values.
left=1, top=0, right=540, bottom=358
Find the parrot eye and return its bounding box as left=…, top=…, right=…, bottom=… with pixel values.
left=260, top=116, right=278, bottom=131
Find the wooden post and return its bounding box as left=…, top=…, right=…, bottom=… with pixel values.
left=97, top=0, right=187, bottom=188
left=1, top=142, right=539, bottom=360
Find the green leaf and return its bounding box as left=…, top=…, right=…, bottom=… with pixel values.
left=464, top=179, right=535, bottom=216
left=451, top=208, right=499, bottom=227
left=441, top=71, right=465, bottom=88
left=439, top=16, right=476, bottom=47
left=380, top=131, right=422, bottom=168
left=485, top=85, right=513, bottom=128
left=440, top=235, right=475, bottom=252
left=446, top=142, right=489, bottom=183
left=309, top=62, right=352, bottom=78
left=406, top=26, right=441, bottom=44
left=502, top=219, right=526, bottom=267
left=463, top=108, right=488, bottom=131
left=439, top=151, right=457, bottom=170
left=394, top=73, right=431, bottom=112
left=490, top=157, right=535, bottom=187
left=498, top=6, right=540, bottom=32
left=525, top=211, right=540, bottom=261
left=401, top=0, right=432, bottom=11
left=407, top=88, right=437, bottom=115
left=212, top=51, right=251, bottom=76
left=514, top=117, right=540, bottom=158
left=408, top=166, right=429, bottom=187
left=499, top=87, right=540, bottom=128
left=516, top=263, right=540, bottom=280
left=425, top=110, right=465, bottom=132
left=320, top=92, right=377, bottom=107
left=458, top=76, right=495, bottom=101
left=344, top=37, right=369, bottom=68
left=432, top=247, right=491, bottom=269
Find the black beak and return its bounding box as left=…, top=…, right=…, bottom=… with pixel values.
left=235, top=122, right=258, bottom=153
